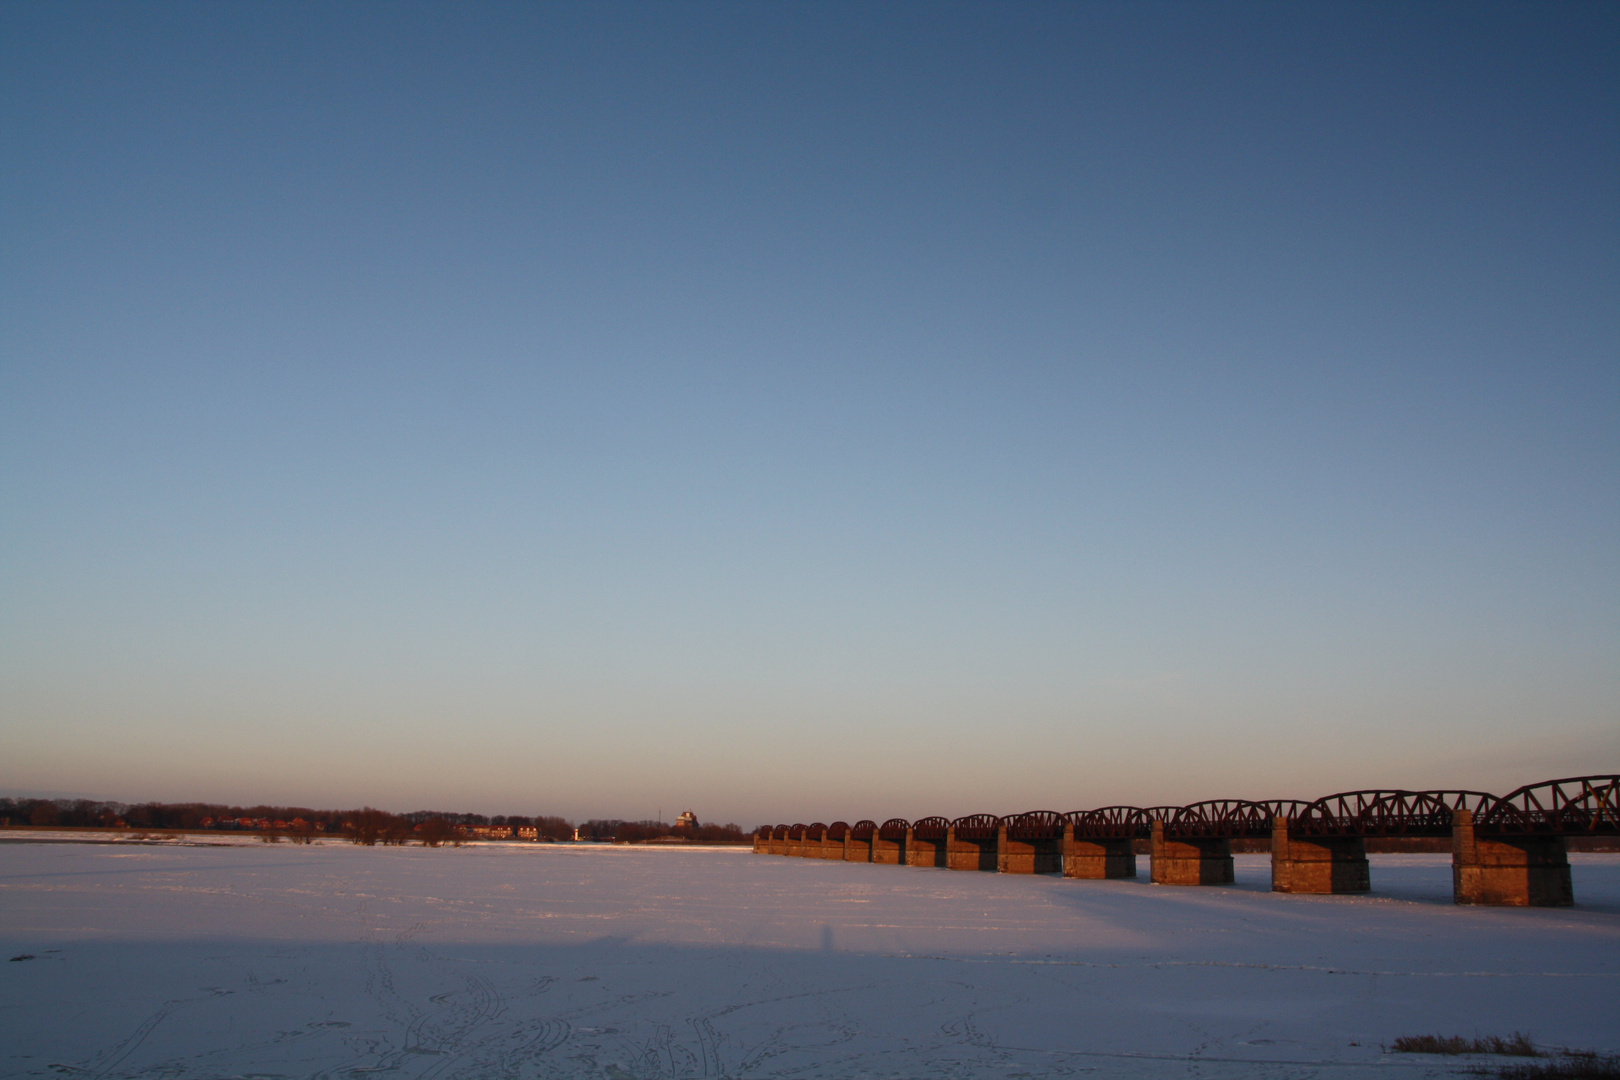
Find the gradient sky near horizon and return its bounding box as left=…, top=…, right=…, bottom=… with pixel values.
left=2, top=2, right=1616, bottom=826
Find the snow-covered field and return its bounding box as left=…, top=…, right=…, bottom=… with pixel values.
left=1, top=840, right=1616, bottom=1079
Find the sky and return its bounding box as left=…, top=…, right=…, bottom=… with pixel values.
left=2, top=2, right=1616, bottom=827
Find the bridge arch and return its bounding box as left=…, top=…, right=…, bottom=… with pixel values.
left=1477, top=775, right=1620, bottom=835
left=1292, top=790, right=1492, bottom=837
left=1066, top=806, right=1149, bottom=839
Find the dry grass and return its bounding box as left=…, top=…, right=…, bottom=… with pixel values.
left=1390, top=1033, right=1540, bottom=1057
left=1485, top=1053, right=1620, bottom=1080
left=1389, top=1036, right=1620, bottom=1079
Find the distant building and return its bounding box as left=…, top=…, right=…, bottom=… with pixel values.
left=675, top=810, right=698, bottom=829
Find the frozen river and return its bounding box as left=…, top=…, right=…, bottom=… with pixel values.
left=1, top=839, right=1616, bottom=1078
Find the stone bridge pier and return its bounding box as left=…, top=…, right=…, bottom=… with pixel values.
left=1150, top=821, right=1234, bottom=884
left=1062, top=831, right=1137, bottom=878
left=998, top=824, right=1062, bottom=874
left=871, top=828, right=905, bottom=864
left=844, top=824, right=873, bottom=862
left=947, top=824, right=999, bottom=871
left=906, top=825, right=948, bottom=868
left=1452, top=809, right=1572, bottom=906
left=1270, top=817, right=1370, bottom=894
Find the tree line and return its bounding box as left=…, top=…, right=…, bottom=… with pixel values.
left=578, top=819, right=750, bottom=844
left=0, top=797, right=752, bottom=846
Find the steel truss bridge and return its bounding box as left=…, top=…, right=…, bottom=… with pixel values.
left=754, top=775, right=1617, bottom=907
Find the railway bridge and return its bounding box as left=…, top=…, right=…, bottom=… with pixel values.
left=752, top=775, right=1617, bottom=907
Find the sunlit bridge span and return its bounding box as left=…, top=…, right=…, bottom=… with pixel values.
left=754, top=775, right=1618, bottom=907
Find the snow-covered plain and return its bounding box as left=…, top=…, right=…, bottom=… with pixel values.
left=0, top=840, right=1615, bottom=1079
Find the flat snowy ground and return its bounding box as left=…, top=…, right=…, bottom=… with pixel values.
left=0, top=840, right=1616, bottom=1079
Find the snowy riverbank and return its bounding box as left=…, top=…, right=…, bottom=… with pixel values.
left=2, top=842, right=1615, bottom=1078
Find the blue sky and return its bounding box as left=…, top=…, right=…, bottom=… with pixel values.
left=3, top=2, right=1616, bottom=825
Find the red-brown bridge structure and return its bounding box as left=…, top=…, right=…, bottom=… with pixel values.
left=873, top=818, right=908, bottom=864
left=907, top=816, right=949, bottom=868
left=751, top=775, right=1618, bottom=907
left=845, top=820, right=877, bottom=862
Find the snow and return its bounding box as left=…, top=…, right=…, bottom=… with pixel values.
left=1, top=840, right=1616, bottom=1078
